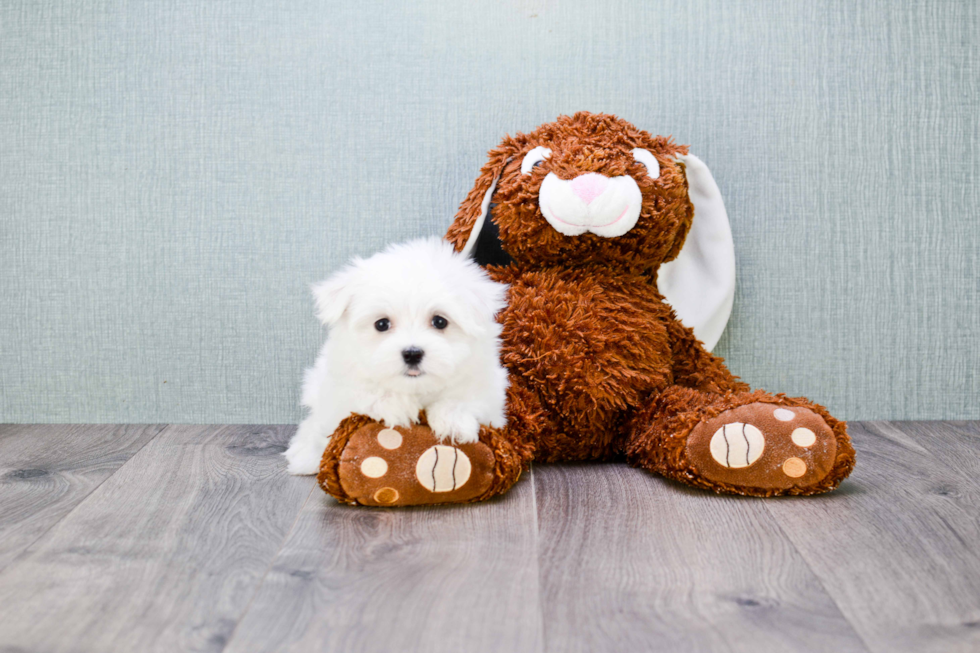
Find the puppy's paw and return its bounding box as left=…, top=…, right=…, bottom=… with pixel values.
left=368, top=396, right=419, bottom=430
left=427, top=407, right=481, bottom=444
left=284, top=435, right=329, bottom=475
left=372, top=412, right=414, bottom=430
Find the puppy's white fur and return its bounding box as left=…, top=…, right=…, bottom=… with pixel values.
left=284, top=238, right=509, bottom=475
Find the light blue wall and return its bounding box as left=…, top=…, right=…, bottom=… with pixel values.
left=2, top=0, right=977, bottom=423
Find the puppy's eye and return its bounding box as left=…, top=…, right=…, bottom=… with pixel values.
left=521, top=146, right=552, bottom=175
left=631, top=148, right=661, bottom=180
left=431, top=315, right=449, bottom=330
left=374, top=318, right=390, bottom=332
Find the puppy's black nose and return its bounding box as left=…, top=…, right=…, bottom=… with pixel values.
left=402, top=347, right=424, bottom=366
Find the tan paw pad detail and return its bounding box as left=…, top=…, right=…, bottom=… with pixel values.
left=687, top=402, right=838, bottom=491
left=373, top=487, right=400, bottom=504
left=336, top=422, right=496, bottom=506
left=791, top=428, right=816, bottom=447
left=360, top=457, right=388, bottom=478
left=782, top=457, right=807, bottom=478
left=376, top=428, right=402, bottom=450
left=709, top=423, right=765, bottom=468
left=416, top=445, right=472, bottom=492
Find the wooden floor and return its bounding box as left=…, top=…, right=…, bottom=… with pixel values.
left=0, top=422, right=978, bottom=652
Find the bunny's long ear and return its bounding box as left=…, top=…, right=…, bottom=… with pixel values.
left=445, top=142, right=517, bottom=267
left=657, top=153, right=736, bottom=352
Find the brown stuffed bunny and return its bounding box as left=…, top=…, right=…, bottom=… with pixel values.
left=318, top=112, right=855, bottom=505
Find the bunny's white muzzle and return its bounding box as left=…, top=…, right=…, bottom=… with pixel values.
left=539, top=172, right=642, bottom=238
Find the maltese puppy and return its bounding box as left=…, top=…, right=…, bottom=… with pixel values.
left=284, top=237, right=510, bottom=475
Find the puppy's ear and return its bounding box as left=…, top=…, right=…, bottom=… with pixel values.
left=657, top=153, right=735, bottom=351
left=311, top=267, right=356, bottom=326
left=445, top=139, right=520, bottom=266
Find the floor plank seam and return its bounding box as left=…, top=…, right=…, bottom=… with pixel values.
left=872, top=422, right=979, bottom=490
left=0, top=423, right=170, bottom=578
left=528, top=463, right=548, bottom=653
left=220, top=480, right=318, bottom=653
left=761, top=498, right=875, bottom=653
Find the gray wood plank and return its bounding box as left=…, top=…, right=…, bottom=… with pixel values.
left=225, top=471, right=543, bottom=653
left=0, top=424, right=314, bottom=653
left=534, top=463, right=868, bottom=653
left=0, top=423, right=164, bottom=571
left=764, top=422, right=980, bottom=653
left=879, top=421, right=980, bottom=485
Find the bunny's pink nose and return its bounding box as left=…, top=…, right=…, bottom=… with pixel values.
left=569, top=173, right=609, bottom=204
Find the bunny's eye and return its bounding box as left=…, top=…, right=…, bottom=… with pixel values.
left=521, top=146, right=552, bottom=175
left=631, top=148, right=661, bottom=180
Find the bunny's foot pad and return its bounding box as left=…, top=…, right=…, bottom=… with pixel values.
left=686, top=403, right=838, bottom=494
left=320, top=420, right=496, bottom=506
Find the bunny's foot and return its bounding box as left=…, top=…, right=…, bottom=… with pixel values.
left=627, top=388, right=855, bottom=496
left=317, top=414, right=524, bottom=506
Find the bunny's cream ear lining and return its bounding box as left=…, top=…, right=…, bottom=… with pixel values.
left=657, top=153, right=736, bottom=352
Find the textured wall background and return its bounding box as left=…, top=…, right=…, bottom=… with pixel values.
left=1, top=0, right=977, bottom=423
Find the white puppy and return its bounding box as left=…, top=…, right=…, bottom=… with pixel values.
left=284, top=237, right=510, bottom=475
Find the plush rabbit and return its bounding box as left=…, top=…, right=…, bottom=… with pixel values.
left=317, top=112, right=855, bottom=505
